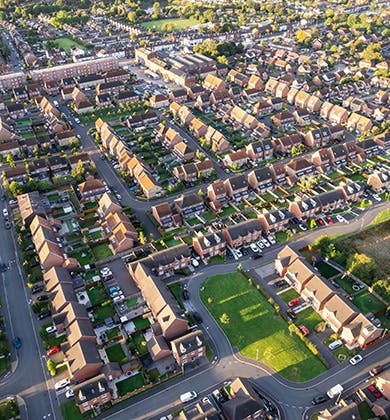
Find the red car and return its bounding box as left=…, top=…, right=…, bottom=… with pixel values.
left=367, top=385, right=381, bottom=399
left=298, top=324, right=310, bottom=336
left=46, top=346, right=60, bottom=356
left=288, top=298, right=300, bottom=307
left=317, top=218, right=325, bottom=226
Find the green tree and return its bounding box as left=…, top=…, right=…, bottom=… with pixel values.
left=152, top=1, right=160, bottom=19
left=6, top=153, right=15, bottom=168
left=8, top=181, right=23, bottom=197
left=71, top=160, right=86, bottom=182
left=347, top=253, right=377, bottom=284
left=220, top=313, right=230, bottom=324
left=139, top=231, right=147, bottom=245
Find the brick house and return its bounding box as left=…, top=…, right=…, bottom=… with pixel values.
left=207, top=180, right=228, bottom=211
left=151, top=202, right=181, bottom=228
left=288, top=196, right=321, bottom=220
left=224, top=174, right=249, bottom=201
left=192, top=232, right=225, bottom=262
left=171, top=330, right=205, bottom=367
left=65, top=341, right=103, bottom=383
left=367, top=170, right=390, bottom=192
left=258, top=208, right=291, bottom=234
left=74, top=374, right=111, bottom=414
left=174, top=194, right=205, bottom=218
left=311, top=148, right=334, bottom=173
left=247, top=167, right=274, bottom=192
left=222, top=219, right=263, bottom=248
left=286, top=157, right=316, bottom=179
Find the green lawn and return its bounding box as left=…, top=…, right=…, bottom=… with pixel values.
left=218, top=205, right=236, bottom=217
left=168, top=283, right=183, bottom=308
left=279, top=288, right=300, bottom=303
left=93, top=303, right=116, bottom=323
left=60, top=401, right=84, bottom=420
left=105, top=343, right=127, bottom=363
left=352, top=292, right=385, bottom=314
left=297, top=308, right=324, bottom=331
left=358, top=401, right=375, bottom=419
left=106, top=327, right=120, bottom=341
left=133, top=317, right=150, bottom=330
left=333, top=275, right=356, bottom=294
left=200, top=273, right=326, bottom=381
left=91, top=243, right=113, bottom=261
left=87, top=284, right=108, bottom=306
left=147, top=368, right=160, bottom=383
left=126, top=297, right=138, bottom=308
left=369, top=208, right=390, bottom=226
left=203, top=212, right=216, bottom=221
left=210, top=255, right=225, bottom=264
left=315, top=261, right=339, bottom=278
left=140, top=18, right=198, bottom=32
left=54, top=37, right=86, bottom=53
left=116, top=373, right=146, bottom=396
left=132, top=333, right=148, bottom=356
left=89, top=230, right=102, bottom=240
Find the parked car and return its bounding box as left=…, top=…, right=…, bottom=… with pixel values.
left=65, top=387, right=74, bottom=399
left=336, top=215, right=346, bottom=223
left=180, top=391, right=197, bottom=403
left=267, top=236, right=276, bottom=245
left=328, top=340, right=343, bottom=351
left=55, top=378, right=70, bottom=391
left=37, top=294, right=48, bottom=301
left=4, top=221, right=11, bottom=229
left=12, top=337, right=22, bottom=349
left=274, top=280, right=287, bottom=288
left=325, top=216, right=333, bottom=224
left=288, top=298, right=300, bottom=307
left=317, top=218, right=325, bottom=226
left=31, top=285, right=44, bottom=294
left=212, top=389, right=225, bottom=404
left=349, top=354, right=363, bottom=365
left=369, top=365, right=383, bottom=377
left=367, top=385, right=381, bottom=399
left=311, top=395, right=328, bottom=405
left=262, top=239, right=270, bottom=247
left=251, top=253, right=263, bottom=260
left=297, top=324, right=309, bottom=336
left=182, top=289, right=189, bottom=300
left=191, top=312, right=203, bottom=324
left=256, top=241, right=265, bottom=249
left=38, top=311, right=51, bottom=320
left=0, top=263, right=7, bottom=272
left=372, top=194, right=382, bottom=202
left=46, top=346, right=61, bottom=356
left=235, top=249, right=243, bottom=258
left=299, top=224, right=308, bottom=231
left=249, top=243, right=260, bottom=253
left=2, top=208, right=8, bottom=217
left=46, top=325, right=57, bottom=334
left=192, top=258, right=199, bottom=267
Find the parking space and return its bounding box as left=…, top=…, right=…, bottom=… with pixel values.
left=107, top=259, right=138, bottom=297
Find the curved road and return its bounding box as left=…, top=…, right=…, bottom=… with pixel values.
left=99, top=201, right=390, bottom=420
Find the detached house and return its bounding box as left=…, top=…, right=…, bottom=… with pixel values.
left=73, top=374, right=111, bottom=415
left=311, top=148, right=334, bottom=173
left=367, top=170, right=390, bottom=192
left=171, top=330, right=206, bottom=367
left=207, top=180, right=228, bottom=211
left=224, top=174, right=249, bottom=201
left=174, top=194, right=205, bottom=218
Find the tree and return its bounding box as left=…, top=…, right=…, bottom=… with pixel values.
left=8, top=181, right=23, bottom=197
left=6, top=153, right=15, bottom=168
left=71, top=160, right=86, bottom=182
left=152, top=1, right=160, bottom=19
left=139, top=231, right=147, bottom=245
left=127, top=11, right=136, bottom=22
left=197, top=188, right=203, bottom=197
left=347, top=253, right=377, bottom=284
left=309, top=219, right=317, bottom=229
left=220, top=313, right=230, bottom=324
left=372, top=280, right=390, bottom=302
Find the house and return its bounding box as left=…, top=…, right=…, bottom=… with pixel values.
left=156, top=124, right=183, bottom=148
left=286, top=158, right=316, bottom=179
left=374, top=132, right=390, bottom=150
left=179, top=396, right=219, bottom=419
left=173, top=142, right=195, bottom=162
left=114, top=90, right=139, bottom=105
left=301, top=275, right=334, bottom=312
left=274, top=134, right=302, bottom=156
left=330, top=144, right=348, bottom=167
left=222, top=377, right=266, bottom=420
left=151, top=202, right=181, bottom=229
left=340, top=181, right=365, bottom=202
left=207, top=180, right=228, bottom=211
left=2, top=166, right=29, bottom=185
left=284, top=258, right=315, bottom=293
left=17, top=191, right=46, bottom=227
left=169, top=89, right=188, bottom=103
left=174, top=194, right=205, bottom=218
left=171, top=330, right=205, bottom=367
left=73, top=374, right=111, bottom=414
left=223, top=149, right=248, bottom=169
left=149, top=94, right=169, bottom=109
left=273, top=110, right=295, bottom=127
left=137, top=171, right=163, bottom=199
left=293, top=109, right=311, bottom=125
left=146, top=335, right=171, bottom=362
left=204, top=126, right=231, bottom=152
left=376, top=370, right=390, bottom=400
left=173, top=160, right=213, bottom=183
left=224, top=174, right=249, bottom=201
left=68, top=153, right=91, bottom=170
left=270, top=162, right=287, bottom=185
left=274, top=246, right=301, bottom=276
left=51, top=282, right=76, bottom=313
left=311, top=148, right=334, bottom=173
left=222, top=219, right=263, bottom=248
left=192, top=231, right=226, bottom=262
left=258, top=208, right=291, bottom=234
left=304, top=127, right=331, bottom=148
left=247, top=167, right=274, bottom=192
left=328, top=105, right=349, bottom=125
left=246, top=139, right=273, bottom=161
left=317, top=400, right=360, bottom=420
left=227, top=69, right=249, bottom=87
left=44, top=266, right=73, bottom=294
left=317, top=189, right=346, bottom=213
left=289, top=196, right=321, bottom=220
left=253, top=101, right=273, bottom=116
left=28, top=158, right=50, bottom=181
left=341, top=313, right=382, bottom=348
left=295, top=90, right=311, bottom=109
left=78, top=177, right=106, bottom=201
left=65, top=341, right=103, bottom=383
left=203, top=74, right=227, bottom=92
left=247, top=75, right=264, bottom=91
left=48, top=156, right=69, bottom=177
left=358, top=138, right=380, bottom=158
left=188, top=118, right=207, bottom=138
left=347, top=113, right=373, bottom=133
left=367, top=170, right=390, bottom=192
left=67, top=319, right=96, bottom=348
left=321, top=294, right=358, bottom=333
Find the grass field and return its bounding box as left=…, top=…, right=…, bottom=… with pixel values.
left=297, top=308, right=324, bottom=331
left=279, top=288, right=300, bottom=303
left=315, top=261, right=339, bottom=279
left=60, top=401, right=84, bottom=420
left=200, top=273, right=326, bottom=382
left=105, top=343, right=127, bottom=363
left=352, top=291, right=385, bottom=314
left=140, top=18, right=198, bottom=31
left=91, top=243, right=113, bottom=261
left=54, top=37, right=86, bottom=53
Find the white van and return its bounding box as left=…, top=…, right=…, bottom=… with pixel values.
left=180, top=391, right=197, bottom=403
left=328, top=340, right=343, bottom=351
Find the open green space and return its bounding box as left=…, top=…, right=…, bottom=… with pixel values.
left=278, top=288, right=300, bottom=303
left=87, top=284, right=108, bottom=306
left=60, top=400, right=85, bottom=420
left=53, top=37, right=86, bottom=53
left=91, top=243, right=113, bottom=261
left=116, top=373, right=146, bottom=396
left=315, top=261, right=339, bottom=278
left=352, top=291, right=385, bottom=314
left=200, top=272, right=326, bottom=381
left=140, top=18, right=198, bottom=32
left=105, top=343, right=127, bottom=363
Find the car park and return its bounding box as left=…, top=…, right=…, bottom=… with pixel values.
left=55, top=378, right=70, bottom=391
left=312, top=395, right=328, bottom=405
left=46, top=325, right=57, bottom=334
left=369, top=365, right=383, bottom=376
left=12, top=337, right=21, bottom=349
left=46, top=346, right=60, bottom=356
left=288, top=298, right=300, bottom=307
left=349, top=354, right=363, bottom=365
left=367, top=385, right=381, bottom=399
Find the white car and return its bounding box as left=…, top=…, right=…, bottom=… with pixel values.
left=262, top=239, right=270, bottom=248
left=2, top=208, right=8, bottom=217
left=65, top=387, right=74, bottom=398
left=249, top=243, right=260, bottom=253
left=191, top=258, right=199, bottom=267
left=267, top=236, right=276, bottom=245
left=256, top=240, right=264, bottom=249
left=235, top=249, right=243, bottom=258
left=53, top=100, right=59, bottom=107
left=74, top=117, right=80, bottom=124
left=349, top=354, right=363, bottom=365
left=372, top=194, right=382, bottom=202
left=100, top=267, right=111, bottom=276
left=299, top=223, right=307, bottom=231
left=336, top=215, right=346, bottom=223
left=46, top=325, right=57, bottom=334
left=55, top=378, right=70, bottom=391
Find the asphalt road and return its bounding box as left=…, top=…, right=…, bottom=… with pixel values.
left=0, top=195, right=61, bottom=420
left=96, top=201, right=389, bottom=420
